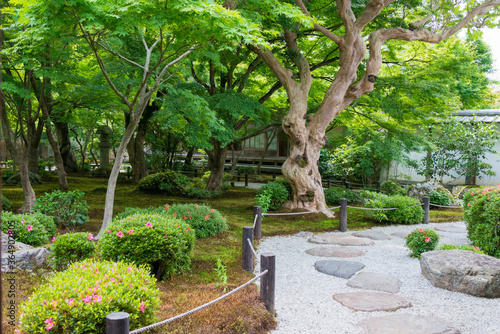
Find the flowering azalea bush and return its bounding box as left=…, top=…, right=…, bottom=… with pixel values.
left=18, top=260, right=160, bottom=333
left=463, top=185, right=500, bottom=258
left=165, top=203, right=228, bottom=239
left=33, top=189, right=89, bottom=229
left=51, top=232, right=96, bottom=270
left=405, top=228, right=440, bottom=258
left=1, top=212, right=56, bottom=247
left=366, top=195, right=424, bottom=224
left=99, top=213, right=195, bottom=279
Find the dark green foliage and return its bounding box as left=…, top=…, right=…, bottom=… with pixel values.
left=438, top=243, right=483, bottom=254
left=366, top=195, right=424, bottom=224
left=274, top=178, right=292, bottom=196
left=429, top=190, right=452, bottom=206
left=6, top=172, right=41, bottom=186
left=256, top=181, right=290, bottom=211
left=93, top=167, right=112, bottom=178
left=318, top=147, right=335, bottom=179
left=405, top=228, right=440, bottom=258
left=137, top=171, right=190, bottom=194
left=99, top=213, right=195, bottom=279
left=113, top=206, right=165, bottom=221
left=33, top=190, right=89, bottom=229
left=323, top=187, right=362, bottom=205
left=51, top=232, right=96, bottom=270
left=380, top=180, right=402, bottom=196
left=167, top=203, right=228, bottom=239
left=1, top=169, right=15, bottom=181
left=185, top=187, right=223, bottom=199
left=238, top=166, right=257, bottom=175
left=92, top=185, right=108, bottom=193
left=1, top=194, right=13, bottom=210
left=1, top=212, right=56, bottom=247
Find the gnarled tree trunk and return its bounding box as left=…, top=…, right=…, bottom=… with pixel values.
left=205, top=143, right=228, bottom=191
left=54, top=120, right=79, bottom=173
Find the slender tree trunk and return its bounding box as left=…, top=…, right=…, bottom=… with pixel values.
left=256, top=129, right=276, bottom=174
left=54, top=120, right=79, bottom=173
left=205, top=142, right=228, bottom=191
left=184, top=147, right=195, bottom=165
left=27, top=145, right=39, bottom=174
left=45, top=124, right=69, bottom=191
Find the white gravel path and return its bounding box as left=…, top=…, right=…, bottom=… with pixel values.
left=254, top=222, right=500, bottom=334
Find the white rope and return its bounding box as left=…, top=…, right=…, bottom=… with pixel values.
left=429, top=203, right=463, bottom=209
left=247, top=238, right=258, bottom=258
left=262, top=206, right=341, bottom=216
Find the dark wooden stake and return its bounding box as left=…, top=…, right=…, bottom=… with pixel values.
left=245, top=173, right=249, bottom=186
left=260, top=253, right=276, bottom=315
left=253, top=206, right=262, bottom=239
left=272, top=172, right=276, bottom=181
left=423, top=196, right=430, bottom=224
left=237, top=169, right=241, bottom=182
left=106, top=312, right=129, bottom=334
left=345, top=181, right=350, bottom=190
left=339, top=198, right=347, bottom=232
left=242, top=226, right=254, bottom=272
left=194, top=169, right=198, bottom=178
left=376, top=181, right=381, bottom=193
left=327, top=179, right=331, bottom=188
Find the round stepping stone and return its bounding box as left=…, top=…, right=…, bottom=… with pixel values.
left=358, top=314, right=460, bottom=334
left=314, top=260, right=365, bottom=279
left=309, top=234, right=375, bottom=246
left=347, top=272, right=402, bottom=293
left=390, top=231, right=409, bottom=239
left=306, top=246, right=365, bottom=258
left=332, top=291, right=412, bottom=312
left=434, top=224, right=467, bottom=233
left=294, top=231, right=314, bottom=238
left=352, top=230, right=391, bottom=240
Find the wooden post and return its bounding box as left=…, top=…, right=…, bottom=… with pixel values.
left=237, top=169, right=241, bottom=182
left=272, top=172, right=276, bottom=181
left=106, top=312, right=129, bottom=334
left=242, top=226, right=254, bottom=272
left=345, top=181, right=350, bottom=190
left=376, top=181, right=381, bottom=193
left=339, top=198, right=347, bottom=232
left=253, top=206, right=262, bottom=239
left=194, top=169, right=198, bottom=178
left=327, top=179, right=331, bottom=188
left=260, top=253, right=276, bottom=315
left=423, top=196, right=430, bottom=224
left=342, top=178, right=346, bottom=186
left=245, top=173, right=249, bottom=186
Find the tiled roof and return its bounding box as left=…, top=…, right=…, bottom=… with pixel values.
left=456, top=109, right=500, bottom=123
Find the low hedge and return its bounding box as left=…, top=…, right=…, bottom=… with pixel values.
left=365, top=195, right=424, bottom=224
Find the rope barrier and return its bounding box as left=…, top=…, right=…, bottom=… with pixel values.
left=247, top=238, right=258, bottom=258
left=262, top=206, right=340, bottom=216
left=429, top=203, right=463, bottom=209
left=130, top=270, right=269, bottom=334
left=346, top=204, right=423, bottom=211
left=252, top=215, right=258, bottom=229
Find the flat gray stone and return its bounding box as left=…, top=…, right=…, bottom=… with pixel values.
left=314, top=260, right=365, bottom=279
left=309, top=234, right=374, bottom=246
left=1, top=247, right=51, bottom=272
left=434, top=224, right=467, bottom=233
left=421, top=250, right=500, bottom=298
left=333, top=291, right=412, bottom=312
left=294, top=231, right=314, bottom=238
left=390, top=232, right=410, bottom=239
left=359, top=314, right=460, bottom=334
left=347, top=272, right=402, bottom=293
left=352, top=230, right=390, bottom=240
left=306, top=246, right=365, bottom=258
left=1, top=232, right=32, bottom=252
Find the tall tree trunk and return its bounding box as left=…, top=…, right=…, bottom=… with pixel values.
left=45, top=124, right=69, bottom=191
left=184, top=147, right=195, bottom=165
left=205, top=143, right=228, bottom=191
left=54, top=120, right=79, bottom=173
left=27, top=145, right=39, bottom=174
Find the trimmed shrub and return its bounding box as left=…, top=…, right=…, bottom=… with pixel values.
left=99, top=213, right=195, bottom=279
left=6, top=171, right=41, bottom=186
left=113, top=206, right=164, bottom=221
left=274, top=178, right=292, bottom=196
left=33, top=190, right=89, bottom=229
left=438, top=243, right=484, bottom=254
left=1, top=212, right=56, bottom=247
left=429, top=190, right=452, bottom=206
left=405, top=228, right=440, bottom=258
left=1, top=168, right=15, bottom=181
left=238, top=166, right=256, bottom=175
left=380, top=180, right=401, bottom=196
left=360, top=190, right=387, bottom=201
left=324, top=187, right=362, bottom=205
left=365, top=195, right=424, bottom=224
left=51, top=232, right=96, bottom=270
left=166, top=203, right=228, bottom=239
left=463, top=185, right=500, bottom=258
left=18, top=260, right=160, bottom=333
left=137, top=171, right=189, bottom=194
left=1, top=194, right=13, bottom=211
left=201, top=171, right=232, bottom=184
left=185, top=187, right=222, bottom=199
left=255, top=181, right=290, bottom=211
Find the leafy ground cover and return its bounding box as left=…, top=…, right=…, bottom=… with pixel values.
left=1, top=173, right=462, bottom=333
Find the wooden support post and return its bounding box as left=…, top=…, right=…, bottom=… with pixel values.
left=327, top=179, right=331, bottom=188
left=345, top=181, right=350, bottom=190
left=237, top=169, right=241, bottom=182
left=423, top=196, right=430, bottom=224
left=242, top=226, right=254, bottom=272
left=339, top=198, right=347, bottom=232
left=272, top=172, right=276, bottom=181
left=342, top=178, right=346, bottom=186
left=376, top=181, right=381, bottom=193
left=194, top=169, right=198, bottom=178
left=253, top=206, right=262, bottom=239
left=260, top=253, right=276, bottom=315
left=106, top=312, right=129, bottom=334
left=245, top=173, right=249, bottom=187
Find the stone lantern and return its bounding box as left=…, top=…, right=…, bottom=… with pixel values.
left=96, top=126, right=113, bottom=168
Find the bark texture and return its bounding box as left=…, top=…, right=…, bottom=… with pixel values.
left=205, top=143, right=228, bottom=191
left=54, top=120, right=79, bottom=173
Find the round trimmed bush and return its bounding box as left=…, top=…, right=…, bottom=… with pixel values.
left=99, top=213, right=195, bottom=279
left=6, top=171, right=41, bottom=185
left=166, top=203, right=228, bottom=239
left=365, top=195, right=424, bottom=224
left=1, top=168, right=15, bottom=181
left=380, top=180, right=401, bottom=196
left=1, top=194, right=13, bottom=211
left=137, top=171, right=189, bottom=194
left=429, top=190, right=452, bottom=206
left=51, top=232, right=96, bottom=270
left=255, top=181, right=290, bottom=211
left=405, top=228, right=440, bottom=258
left=33, top=189, right=89, bottom=229
left=324, top=187, right=361, bottom=205
left=1, top=212, right=56, bottom=246
left=18, top=260, right=160, bottom=333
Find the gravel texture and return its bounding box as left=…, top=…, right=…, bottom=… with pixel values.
left=254, top=222, right=500, bottom=334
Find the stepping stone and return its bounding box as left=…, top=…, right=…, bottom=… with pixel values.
left=333, top=291, right=412, bottom=312
left=309, top=234, right=374, bottom=246
left=314, top=260, right=365, bottom=279
left=434, top=224, right=467, bottom=233
left=352, top=230, right=391, bottom=240
left=294, top=231, right=314, bottom=238
left=347, top=272, right=402, bottom=293
left=390, top=232, right=410, bottom=239
left=306, top=246, right=365, bottom=258
left=358, top=314, right=460, bottom=334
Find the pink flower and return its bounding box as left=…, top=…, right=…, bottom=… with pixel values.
left=117, top=231, right=124, bottom=238
left=165, top=204, right=170, bottom=211
left=418, top=228, right=423, bottom=232
left=471, top=192, right=474, bottom=196
left=67, top=298, right=74, bottom=306
left=467, top=203, right=471, bottom=207
left=145, top=222, right=153, bottom=227
left=127, top=267, right=132, bottom=272
left=477, top=189, right=481, bottom=193
left=173, top=213, right=177, bottom=218
left=45, top=317, right=54, bottom=330
left=94, top=268, right=99, bottom=275
left=107, top=230, right=112, bottom=233
left=474, top=246, right=480, bottom=250
left=189, top=215, right=192, bottom=219
left=195, top=204, right=199, bottom=209
left=82, top=296, right=92, bottom=303
left=88, top=233, right=94, bottom=241
left=211, top=209, right=215, bottom=213
left=128, top=229, right=134, bottom=235
left=205, top=215, right=209, bottom=220
left=188, top=227, right=191, bottom=231
left=425, top=237, right=430, bottom=242
left=183, top=216, right=187, bottom=220
left=52, top=237, right=57, bottom=242
left=27, top=225, right=33, bottom=232
left=139, top=301, right=146, bottom=313
left=43, top=301, right=47, bottom=306
left=93, top=295, right=102, bottom=303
